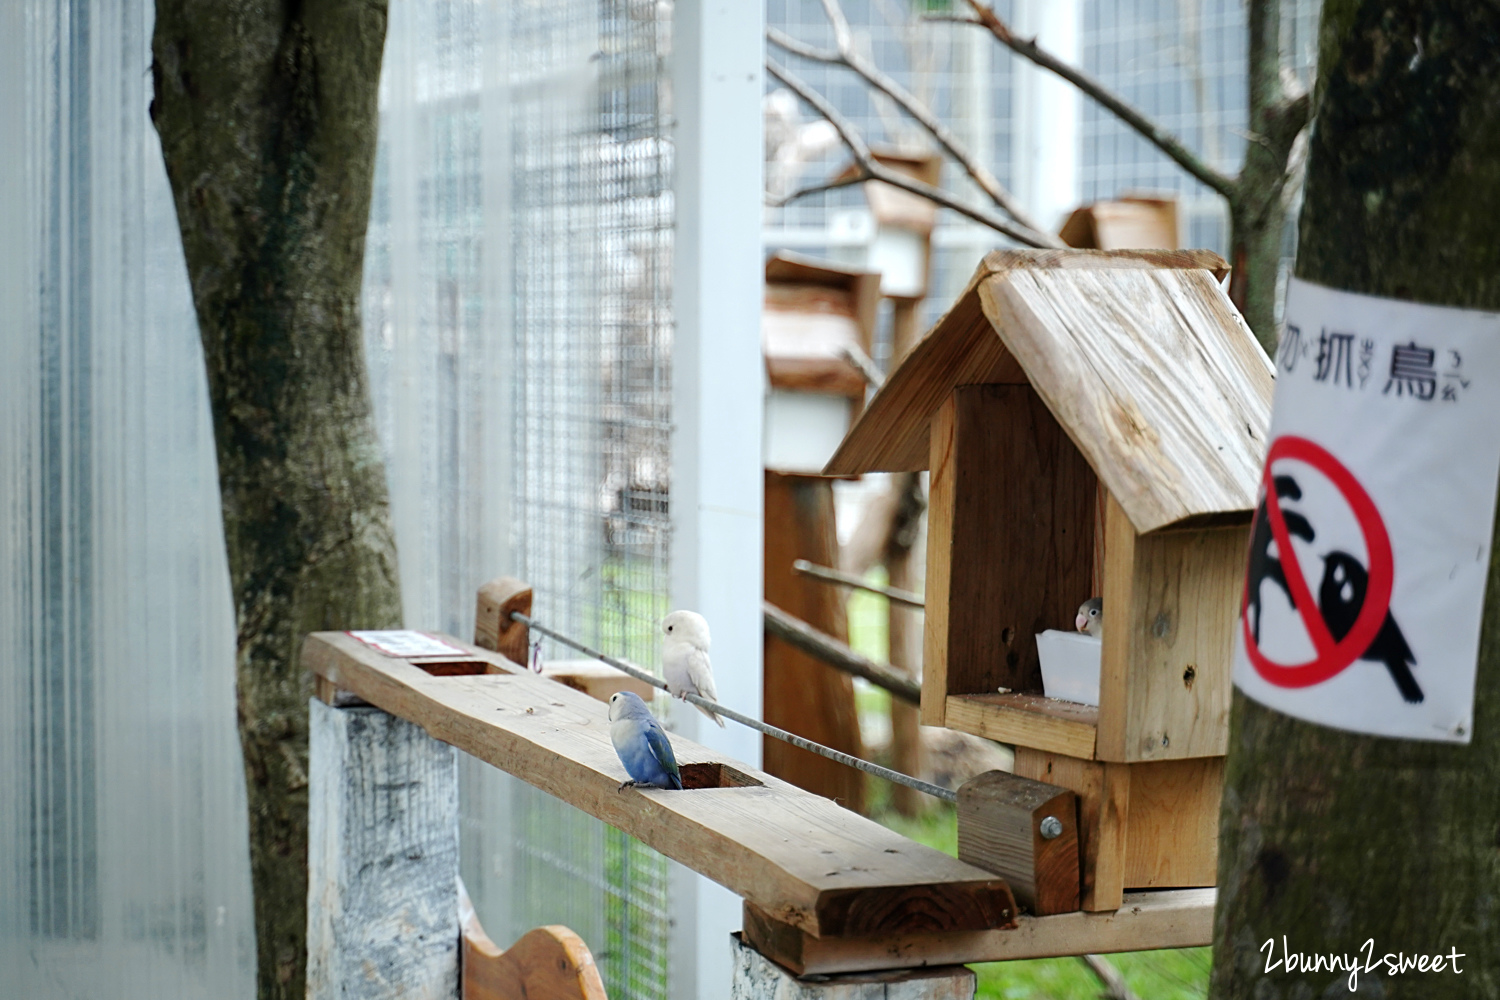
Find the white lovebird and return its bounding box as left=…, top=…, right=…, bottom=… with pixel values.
left=661, top=610, right=725, bottom=728
left=1076, top=597, right=1103, bottom=639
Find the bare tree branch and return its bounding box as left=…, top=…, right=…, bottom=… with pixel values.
left=840, top=344, right=885, bottom=389
left=1080, top=953, right=1143, bottom=1000
left=763, top=601, right=922, bottom=705
left=769, top=4, right=1061, bottom=242
left=766, top=56, right=1055, bottom=248
left=766, top=170, right=871, bottom=208
left=962, top=0, right=1239, bottom=200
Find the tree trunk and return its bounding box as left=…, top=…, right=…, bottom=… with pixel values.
left=150, top=4, right=401, bottom=998
left=1212, top=3, right=1500, bottom=996
left=1227, top=0, right=1309, bottom=351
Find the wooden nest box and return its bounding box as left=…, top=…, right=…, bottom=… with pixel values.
left=825, top=249, right=1273, bottom=912
left=762, top=252, right=881, bottom=475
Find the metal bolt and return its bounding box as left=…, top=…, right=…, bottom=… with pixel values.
left=1039, top=816, right=1063, bottom=840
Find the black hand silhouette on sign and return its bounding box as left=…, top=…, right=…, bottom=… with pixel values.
left=1246, top=475, right=1316, bottom=643
left=1318, top=552, right=1423, bottom=704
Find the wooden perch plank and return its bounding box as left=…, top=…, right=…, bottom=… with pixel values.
left=742, top=888, right=1214, bottom=976
left=302, top=631, right=1015, bottom=939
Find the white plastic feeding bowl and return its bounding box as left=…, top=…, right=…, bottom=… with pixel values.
left=1036, top=629, right=1103, bottom=707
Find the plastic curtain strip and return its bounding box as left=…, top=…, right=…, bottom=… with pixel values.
left=366, top=1, right=675, bottom=996
left=0, top=1, right=255, bottom=997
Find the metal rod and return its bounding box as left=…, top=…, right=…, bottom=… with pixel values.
left=792, top=559, right=925, bottom=608
left=762, top=601, right=921, bottom=705
left=511, top=611, right=957, bottom=803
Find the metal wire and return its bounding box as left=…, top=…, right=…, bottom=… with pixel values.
left=512, top=611, right=959, bottom=804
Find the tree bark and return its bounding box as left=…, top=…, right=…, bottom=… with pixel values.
left=1226, top=0, right=1312, bottom=349
left=1212, top=3, right=1500, bottom=996
left=150, top=4, right=401, bottom=998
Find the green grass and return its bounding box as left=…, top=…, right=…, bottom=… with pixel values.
left=849, top=568, right=1212, bottom=999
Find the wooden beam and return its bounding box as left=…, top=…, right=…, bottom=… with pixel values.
left=302, top=631, right=1015, bottom=939
left=741, top=888, right=1214, bottom=976
left=763, top=601, right=921, bottom=704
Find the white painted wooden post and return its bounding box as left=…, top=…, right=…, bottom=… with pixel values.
left=1009, top=0, right=1080, bottom=234
left=671, top=1, right=766, bottom=998
left=729, top=936, right=976, bottom=1000
left=307, top=699, right=460, bottom=999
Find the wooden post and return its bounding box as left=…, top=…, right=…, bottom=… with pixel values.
left=884, top=297, right=925, bottom=817
left=764, top=471, right=866, bottom=812
left=885, top=472, right=926, bottom=817
left=307, top=698, right=460, bottom=1000
left=730, top=934, right=974, bottom=1000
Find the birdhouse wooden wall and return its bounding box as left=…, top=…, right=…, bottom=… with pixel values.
left=824, top=248, right=1274, bottom=913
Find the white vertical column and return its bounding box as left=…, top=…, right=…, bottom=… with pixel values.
left=1010, top=0, right=1081, bottom=234
left=670, top=2, right=765, bottom=997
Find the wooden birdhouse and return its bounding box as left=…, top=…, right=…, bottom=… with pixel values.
left=762, top=252, right=880, bottom=475
left=824, top=248, right=1273, bottom=912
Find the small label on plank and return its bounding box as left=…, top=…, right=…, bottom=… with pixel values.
left=348, top=630, right=470, bottom=659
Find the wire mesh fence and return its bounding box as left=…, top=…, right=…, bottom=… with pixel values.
left=364, top=0, right=676, bottom=996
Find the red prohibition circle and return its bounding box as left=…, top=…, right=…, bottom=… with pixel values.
left=1241, top=435, right=1394, bottom=688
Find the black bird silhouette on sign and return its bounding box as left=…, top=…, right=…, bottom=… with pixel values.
left=1246, top=475, right=1316, bottom=643
left=1318, top=551, right=1423, bottom=703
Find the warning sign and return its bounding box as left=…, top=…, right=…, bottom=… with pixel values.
left=1233, top=279, right=1500, bottom=743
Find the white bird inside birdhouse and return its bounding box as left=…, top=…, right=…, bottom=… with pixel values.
left=1076, top=598, right=1103, bottom=639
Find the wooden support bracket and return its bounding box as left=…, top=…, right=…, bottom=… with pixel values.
left=741, top=888, right=1214, bottom=977
left=475, top=576, right=533, bottom=666
left=957, top=771, right=1079, bottom=916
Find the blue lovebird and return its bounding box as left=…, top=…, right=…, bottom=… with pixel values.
left=608, top=691, right=683, bottom=791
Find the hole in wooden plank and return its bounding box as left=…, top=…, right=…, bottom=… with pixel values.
left=410, top=658, right=490, bottom=676
left=678, top=762, right=765, bottom=790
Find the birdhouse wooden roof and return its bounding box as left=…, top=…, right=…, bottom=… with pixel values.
left=823, top=249, right=1274, bottom=535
